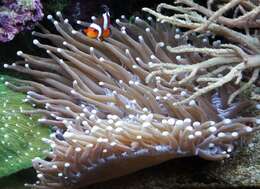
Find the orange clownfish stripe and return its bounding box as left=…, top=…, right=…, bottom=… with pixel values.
left=102, top=28, right=111, bottom=38
left=83, top=27, right=99, bottom=39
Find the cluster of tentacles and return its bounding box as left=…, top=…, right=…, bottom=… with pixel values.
left=143, top=0, right=260, bottom=105
left=3, top=9, right=259, bottom=189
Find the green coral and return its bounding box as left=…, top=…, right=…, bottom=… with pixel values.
left=0, top=75, right=50, bottom=178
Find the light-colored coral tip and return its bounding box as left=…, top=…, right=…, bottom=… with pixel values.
left=125, top=49, right=130, bottom=54
left=188, top=134, right=195, bottom=140
left=176, top=55, right=182, bottom=60
left=180, top=91, right=187, bottom=96
left=46, top=50, right=51, bottom=54
left=57, top=48, right=63, bottom=53
left=168, top=118, right=175, bottom=125
left=4, top=81, right=9, bottom=85
left=138, top=35, right=144, bottom=41
left=150, top=55, right=156, bottom=59
left=33, top=39, right=39, bottom=45
left=136, top=135, right=142, bottom=139
left=158, top=42, right=165, bottom=47
left=54, top=21, right=58, bottom=25
left=175, top=120, right=184, bottom=126
left=121, top=15, right=126, bottom=19
left=17, top=51, right=23, bottom=56
left=99, top=81, right=104, bottom=86
left=185, top=126, right=193, bottom=131
left=71, top=30, right=77, bottom=34
left=76, top=20, right=81, bottom=24
left=116, top=19, right=120, bottom=24
left=189, top=100, right=197, bottom=106
left=64, top=162, right=70, bottom=167
left=63, top=41, right=68, bottom=46
left=142, top=121, right=151, bottom=128
left=90, top=47, right=94, bottom=52
left=64, top=19, right=69, bottom=23
left=73, top=80, right=78, bottom=85
left=162, top=131, right=169, bottom=136
left=209, top=121, right=216, bottom=125
left=208, top=126, right=217, bottom=132
left=37, top=174, right=43, bottom=178
left=174, top=34, right=180, bottom=39
left=145, top=28, right=150, bottom=32
left=135, top=16, right=140, bottom=21
left=31, top=31, right=36, bottom=35
left=184, top=118, right=192, bottom=124
left=56, top=11, right=61, bottom=16
left=71, top=90, right=76, bottom=94
left=245, top=127, right=253, bottom=132
left=231, top=132, right=239, bottom=137
left=217, top=132, right=226, bottom=137
left=3, top=64, right=8, bottom=68
left=47, top=15, right=53, bottom=20
left=91, top=16, right=96, bottom=21
left=223, top=119, right=232, bottom=124
left=52, top=164, right=58, bottom=169
left=194, top=131, right=202, bottom=137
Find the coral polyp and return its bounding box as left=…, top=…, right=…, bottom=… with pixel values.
left=3, top=2, right=259, bottom=188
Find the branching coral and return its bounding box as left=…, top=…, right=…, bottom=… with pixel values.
left=143, top=0, right=260, bottom=105
left=3, top=7, right=259, bottom=189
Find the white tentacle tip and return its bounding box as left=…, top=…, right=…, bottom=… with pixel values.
left=91, top=16, right=96, bottom=21
left=138, top=35, right=144, bottom=42
left=3, top=64, right=9, bottom=68
left=17, top=51, right=23, bottom=56
left=47, top=15, right=53, bottom=20
left=53, top=21, right=59, bottom=25
left=145, top=28, right=150, bottom=32
left=245, top=126, right=253, bottom=132
left=57, top=48, right=63, bottom=53
left=56, top=11, right=61, bottom=16
left=71, top=90, right=77, bottom=94
left=71, top=30, right=77, bottom=34
left=33, top=39, right=39, bottom=45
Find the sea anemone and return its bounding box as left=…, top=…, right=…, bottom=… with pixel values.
left=3, top=4, right=259, bottom=189
left=143, top=0, right=260, bottom=105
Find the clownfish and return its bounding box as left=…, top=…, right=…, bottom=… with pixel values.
left=83, top=5, right=111, bottom=41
